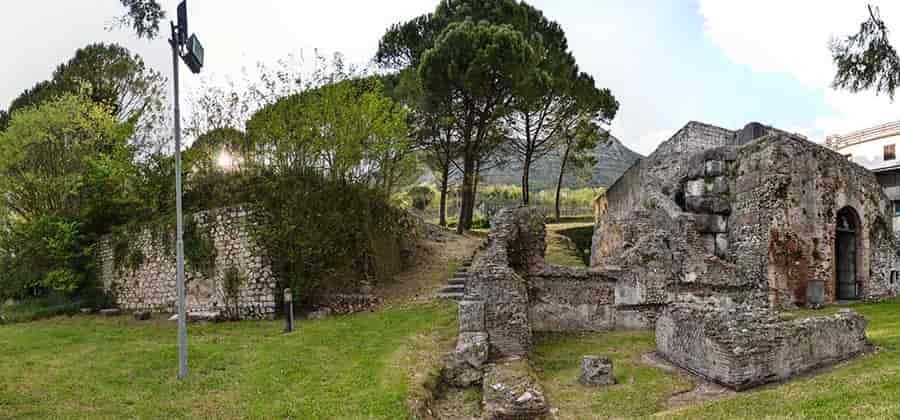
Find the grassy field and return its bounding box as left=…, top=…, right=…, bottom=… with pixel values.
left=543, top=219, right=593, bottom=268
left=0, top=302, right=456, bottom=420
left=533, top=331, right=692, bottom=419
left=530, top=300, right=900, bottom=419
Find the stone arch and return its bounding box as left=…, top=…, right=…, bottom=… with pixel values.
left=835, top=206, right=862, bottom=300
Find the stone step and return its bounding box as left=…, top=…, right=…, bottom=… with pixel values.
left=447, top=278, right=466, bottom=285
left=440, top=284, right=466, bottom=293
left=437, top=292, right=464, bottom=300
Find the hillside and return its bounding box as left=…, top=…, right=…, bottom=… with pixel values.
left=480, top=134, right=643, bottom=190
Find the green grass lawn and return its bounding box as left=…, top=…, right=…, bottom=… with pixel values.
left=533, top=331, right=692, bottom=419
left=0, top=302, right=456, bottom=420
left=532, top=300, right=900, bottom=419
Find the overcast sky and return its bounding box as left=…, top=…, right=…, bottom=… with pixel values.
left=2, top=0, right=900, bottom=155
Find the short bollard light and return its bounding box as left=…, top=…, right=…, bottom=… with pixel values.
left=284, top=288, right=294, bottom=333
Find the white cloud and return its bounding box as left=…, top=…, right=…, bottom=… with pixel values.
left=699, top=0, right=900, bottom=140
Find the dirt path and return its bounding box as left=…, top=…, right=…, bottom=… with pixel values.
left=377, top=227, right=483, bottom=304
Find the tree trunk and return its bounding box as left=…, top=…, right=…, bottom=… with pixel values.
left=521, top=151, right=532, bottom=205
left=473, top=159, right=481, bottom=215
left=457, top=155, right=476, bottom=234
left=555, top=144, right=571, bottom=222
left=439, top=163, right=449, bottom=227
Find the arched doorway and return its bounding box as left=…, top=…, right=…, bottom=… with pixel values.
left=835, top=207, right=860, bottom=300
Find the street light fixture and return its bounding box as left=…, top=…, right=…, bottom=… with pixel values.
left=169, top=0, right=204, bottom=380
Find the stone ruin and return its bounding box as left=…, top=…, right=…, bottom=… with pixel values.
left=656, top=305, right=869, bottom=390
left=96, top=206, right=279, bottom=320
left=96, top=205, right=425, bottom=320
left=447, top=121, right=900, bottom=415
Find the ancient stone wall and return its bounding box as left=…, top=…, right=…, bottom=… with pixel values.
left=527, top=265, right=616, bottom=332
left=656, top=304, right=869, bottom=390
left=97, top=206, right=278, bottom=320
left=459, top=207, right=640, bottom=362
left=594, top=120, right=900, bottom=311
left=605, top=160, right=643, bottom=218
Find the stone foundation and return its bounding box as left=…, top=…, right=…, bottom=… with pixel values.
left=97, top=206, right=278, bottom=320
left=656, top=305, right=870, bottom=390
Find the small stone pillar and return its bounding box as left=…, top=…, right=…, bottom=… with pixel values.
left=578, top=355, right=616, bottom=386
left=806, top=280, right=824, bottom=309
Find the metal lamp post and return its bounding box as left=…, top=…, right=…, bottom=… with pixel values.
left=169, top=0, right=204, bottom=380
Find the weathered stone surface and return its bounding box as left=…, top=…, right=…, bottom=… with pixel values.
left=705, top=160, right=725, bottom=177
left=578, top=355, right=616, bottom=386
left=458, top=300, right=485, bottom=332
left=307, top=307, right=332, bottom=320
left=685, top=195, right=731, bottom=215
left=187, top=311, right=221, bottom=322
left=598, top=120, right=900, bottom=312
left=457, top=332, right=489, bottom=368
left=482, top=359, right=549, bottom=420
left=806, top=280, right=825, bottom=308
left=99, top=308, right=121, bottom=316
left=656, top=304, right=870, bottom=390
left=96, top=206, right=278, bottom=320
left=694, top=214, right=728, bottom=233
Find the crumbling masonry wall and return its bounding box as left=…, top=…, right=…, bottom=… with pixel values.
left=656, top=305, right=870, bottom=390
left=594, top=121, right=900, bottom=310
left=97, top=206, right=278, bottom=320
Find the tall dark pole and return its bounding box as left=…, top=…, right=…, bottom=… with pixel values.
left=170, top=24, right=188, bottom=381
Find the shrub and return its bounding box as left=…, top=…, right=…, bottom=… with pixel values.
left=0, top=216, right=89, bottom=299
left=407, top=185, right=436, bottom=211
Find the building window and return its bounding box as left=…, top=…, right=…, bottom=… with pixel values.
left=894, top=201, right=900, bottom=217
left=886, top=144, right=896, bottom=161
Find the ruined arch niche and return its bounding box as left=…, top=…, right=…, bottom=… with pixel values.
left=835, top=206, right=862, bottom=300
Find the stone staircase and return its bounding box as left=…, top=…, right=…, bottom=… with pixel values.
left=438, top=256, right=473, bottom=301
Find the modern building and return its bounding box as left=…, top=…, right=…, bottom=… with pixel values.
left=826, top=121, right=900, bottom=229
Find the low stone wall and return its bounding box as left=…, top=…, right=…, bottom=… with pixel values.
left=97, top=206, right=278, bottom=320
left=656, top=304, right=870, bottom=390
left=527, top=264, right=616, bottom=332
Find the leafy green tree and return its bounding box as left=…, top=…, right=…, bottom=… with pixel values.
left=246, top=77, right=411, bottom=191
left=552, top=76, right=618, bottom=221
left=0, top=93, right=136, bottom=226
left=0, top=94, right=137, bottom=298
left=832, top=5, right=900, bottom=97
left=186, top=127, right=248, bottom=173
left=4, top=43, right=164, bottom=124
left=117, top=0, right=165, bottom=39
left=418, top=19, right=538, bottom=233
left=378, top=0, right=618, bottom=230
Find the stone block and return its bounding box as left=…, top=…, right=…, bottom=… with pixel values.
left=694, top=214, right=728, bottom=233
left=685, top=179, right=705, bottom=197
left=187, top=311, right=221, bottom=322
left=456, top=332, right=489, bottom=369
left=578, top=355, right=616, bottom=386
left=806, top=280, right=824, bottom=308
left=715, top=233, right=729, bottom=258
left=458, top=300, right=485, bottom=332
left=711, top=176, right=729, bottom=194
left=705, top=160, right=725, bottom=177
left=482, top=359, right=549, bottom=420
left=614, top=281, right=646, bottom=306
left=656, top=305, right=870, bottom=390
left=99, top=308, right=121, bottom=316
left=686, top=196, right=731, bottom=215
